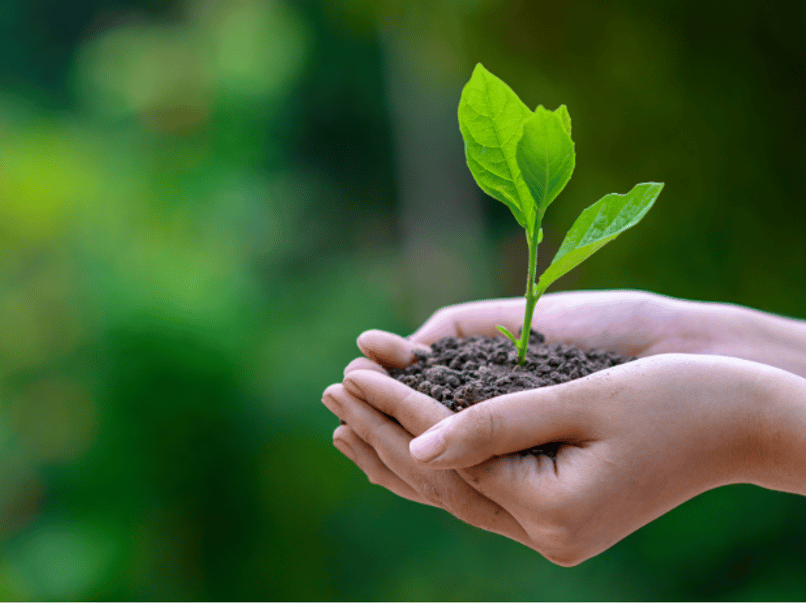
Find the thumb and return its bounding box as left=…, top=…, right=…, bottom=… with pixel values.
left=408, top=385, right=591, bottom=468
left=357, top=330, right=431, bottom=368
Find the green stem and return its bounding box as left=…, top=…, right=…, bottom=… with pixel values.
left=517, top=229, right=541, bottom=365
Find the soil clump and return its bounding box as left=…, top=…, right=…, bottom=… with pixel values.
left=386, top=330, right=635, bottom=458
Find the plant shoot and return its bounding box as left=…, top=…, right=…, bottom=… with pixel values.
left=458, top=63, right=664, bottom=365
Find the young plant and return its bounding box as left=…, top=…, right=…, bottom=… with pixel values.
left=458, top=63, right=664, bottom=365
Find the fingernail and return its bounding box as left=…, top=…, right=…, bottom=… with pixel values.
left=334, top=438, right=354, bottom=458
left=355, top=331, right=377, bottom=358
left=343, top=376, right=365, bottom=400
left=410, top=428, right=446, bottom=463
left=322, top=393, right=342, bottom=415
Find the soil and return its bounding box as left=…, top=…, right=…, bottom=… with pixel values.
left=386, top=330, right=635, bottom=458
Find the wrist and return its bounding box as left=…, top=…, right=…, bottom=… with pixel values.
left=686, top=300, right=806, bottom=379
left=740, top=306, right=806, bottom=380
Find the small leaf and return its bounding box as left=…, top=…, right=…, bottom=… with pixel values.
left=554, top=104, right=571, bottom=136
left=515, top=106, right=575, bottom=231
left=459, top=63, right=535, bottom=229
left=536, top=182, right=664, bottom=294
left=496, top=325, right=519, bottom=346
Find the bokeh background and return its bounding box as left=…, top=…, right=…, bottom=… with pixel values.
left=2, top=0, right=806, bottom=599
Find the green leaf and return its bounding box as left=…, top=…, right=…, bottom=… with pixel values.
left=515, top=106, right=575, bottom=230
left=536, top=182, right=664, bottom=294
left=554, top=104, right=571, bottom=136
left=458, top=63, right=534, bottom=228
left=496, top=325, right=519, bottom=346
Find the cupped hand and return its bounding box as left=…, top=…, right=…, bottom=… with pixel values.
left=325, top=290, right=806, bottom=563
left=351, top=290, right=791, bottom=372
left=324, top=354, right=773, bottom=565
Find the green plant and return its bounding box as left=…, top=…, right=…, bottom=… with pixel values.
left=459, top=63, right=664, bottom=365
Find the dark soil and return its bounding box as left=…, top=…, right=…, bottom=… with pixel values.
left=386, top=330, right=635, bottom=458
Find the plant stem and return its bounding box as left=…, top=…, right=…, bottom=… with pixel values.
left=517, top=229, right=541, bottom=365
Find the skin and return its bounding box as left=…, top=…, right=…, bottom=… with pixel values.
left=321, top=290, right=806, bottom=566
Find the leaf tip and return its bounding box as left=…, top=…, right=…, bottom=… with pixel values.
left=472, top=62, right=489, bottom=78
left=554, top=104, right=572, bottom=136
left=638, top=181, right=666, bottom=198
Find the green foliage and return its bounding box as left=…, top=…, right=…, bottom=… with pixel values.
left=458, top=63, right=534, bottom=229
left=459, top=64, right=664, bottom=363
left=516, top=105, right=576, bottom=227
left=536, top=182, right=664, bottom=295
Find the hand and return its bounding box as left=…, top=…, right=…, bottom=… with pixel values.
left=324, top=290, right=806, bottom=564
left=349, top=290, right=806, bottom=377
left=324, top=354, right=792, bottom=565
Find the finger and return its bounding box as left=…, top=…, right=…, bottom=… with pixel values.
left=409, top=298, right=526, bottom=344
left=356, top=330, right=432, bottom=368
left=344, top=356, right=388, bottom=378
left=333, top=425, right=432, bottom=505
left=407, top=378, right=599, bottom=469
left=325, top=384, right=531, bottom=544
left=343, top=369, right=452, bottom=436
left=338, top=370, right=567, bottom=515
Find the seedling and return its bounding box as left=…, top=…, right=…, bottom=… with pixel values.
left=459, top=63, right=664, bottom=365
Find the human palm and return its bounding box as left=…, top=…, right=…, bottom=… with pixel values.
left=323, top=290, right=806, bottom=564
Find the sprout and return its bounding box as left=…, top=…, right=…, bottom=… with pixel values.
left=459, top=64, right=664, bottom=365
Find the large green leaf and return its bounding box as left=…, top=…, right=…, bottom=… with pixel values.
left=458, top=63, right=534, bottom=228
left=536, top=182, right=664, bottom=294
left=515, top=106, right=575, bottom=230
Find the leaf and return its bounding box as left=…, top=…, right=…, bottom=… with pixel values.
left=458, top=63, right=535, bottom=229
left=554, top=104, right=571, bottom=136
left=496, top=325, right=519, bottom=346
left=515, top=106, right=575, bottom=230
left=535, top=182, right=664, bottom=294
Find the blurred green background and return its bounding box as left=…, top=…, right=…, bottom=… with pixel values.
left=2, top=0, right=806, bottom=599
